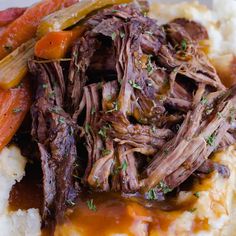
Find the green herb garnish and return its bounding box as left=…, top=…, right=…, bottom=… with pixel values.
left=106, top=101, right=119, bottom=113
left=146, top=55, right=154, bottom=75
left=145, top=31, right=153, bottom=35
left=205, top=134, right=216, bottom=146
left=91, top=107, right=96, bottom=115
left=120, top=31, right=125, bottom=38
left=114, top=160, right=128, bottom=174
left=147, top=189, right=157, bottom=200
left=66, top=199, right=76, bottom=207
left=217, top=112, right=223, bottom=119
left=12, top=108, right=22, bottom=114
left=102, top=149, right=112, bottom=156
left=87, top=199, right=96, bottom=211
left=58, top=117, right=65, bottom=124
left=200, top=96, right=208, bottom=105
left=129, top=80, right=142, bottom=90
left=181, top=39, right=187, bottom=51
left=111, top=32, right=117, bottom=41
left=193, top=192, right=200, bottom=198
left=157, top=181, right=172, bottom=194
left=121, top=160, right=128, bottom=171
left=151, top=125, right=156, bottom=133
left=85, top=123, right=91, bottom=134
left=49, top=106, right=62, bottom=114
left=98, top=125, right=110, bottom=139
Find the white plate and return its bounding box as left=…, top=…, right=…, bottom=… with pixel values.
left=0, top=0, right=39, bottom=10
left=0, top=0, right=211, bottom=11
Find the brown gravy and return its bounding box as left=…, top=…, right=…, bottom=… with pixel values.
left=8, top=164, right=205, bottom=236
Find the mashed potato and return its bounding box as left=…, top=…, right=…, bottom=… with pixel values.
left=150, top=0, right=236, bottom=57
left=0, top=146, right=41, bottom=236
left=156, top=146, right=236, bottom=236
left=2, top=1, right=236, bottom=236
left=150, top=0, right=236, bottom=87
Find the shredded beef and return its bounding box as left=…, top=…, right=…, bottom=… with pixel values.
left=28, top=2, right=236, bottom=226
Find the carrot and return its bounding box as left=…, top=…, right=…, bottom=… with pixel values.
left=0, top=79, right=31, bottom=151
left=0, top=7, right=27, bottom=27
left=0, top=0, right=79, bottom=60
left=34, top=26, right=85, bottom=59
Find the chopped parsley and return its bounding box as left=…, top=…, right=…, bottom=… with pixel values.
left=98, top=125, right=110, bottom=139
left=193, top=192, right=200, bottom=198
left=121, top=160, right=128, bottom=171
left=102, top=149, right=112, bottom=156
left=87, top=199, right=96, bottom=211
left=129, top=80, right=142, bottom=90
left=181, top=39, right=187, bottom=51
left=12, top=107, right=22, bottom=114
left=58, top=117, right=65, bottom=124
left=145, top=31, right=153, bottom=35
left=111, top=32, right=117, bottom=41
left=66, top=199, right=76, bottom=207
left=91, top=107, right=96, bottom=115
left=106, top=101, right=119, bottom=113
left=118, top=79, right=122, bottom=85
left=205, top=134, right=216, bottom=146
left=49, top=106, right=62, bottom=114
left=114, top=160, right=128, bottom=174
left=147, top=189, right=157, bottom=200
left=217, top=112, right=224, bottom=119
left=120, top=31, right=125, bottom=39
left=49, top=91, right=55, bottom=99
left=85, top=123, right=91, bottom=134
left=151, top=125, right=156, bottom=133
left=200, top=96, right=208, bottom=105
left=146, top=55, right=154, bottom=75
left=112, top=9, right=119, bottom=13
left=157, top=181, right=172, bottom=194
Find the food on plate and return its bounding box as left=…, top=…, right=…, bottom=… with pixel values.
left=0, top=0, right=236, bottom=235
left=0, top=0, right=79, bottom=60
left=0, top=7, right=27, bottom=27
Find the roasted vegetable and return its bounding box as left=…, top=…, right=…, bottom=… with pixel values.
left=0, top=7, right=26, bottom=27
left=34, top=26, right=85, bottom=59
left=0, top=39, right=35, bottom=89
left=37, top=0, right=131, bottom=37
left=0, top=0, right=79, bottom=60
left=0, top=79, right=31, bottom=151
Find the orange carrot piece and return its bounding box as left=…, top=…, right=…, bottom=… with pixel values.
left=34, top=26, right=85, bottom=59
left=0, top=79, right=31, bottom=151
left=0, top=7, right=27, bottom=27
left=0, top=0, right=79, bottom=60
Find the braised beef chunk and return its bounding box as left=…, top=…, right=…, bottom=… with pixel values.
left=171, top=18, right=209, bottom=42
left=28, top=2, right=236, bottom=226
left=28, top=61, right=80, bottom=226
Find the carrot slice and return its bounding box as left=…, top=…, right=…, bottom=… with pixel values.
left=34, top=26, right=85, bottom=59
left=0, top=79, right=31, bottom=151
left=0, top=0, right=79, bottom=60
left=0, top=7, right=27, bottom=27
